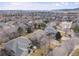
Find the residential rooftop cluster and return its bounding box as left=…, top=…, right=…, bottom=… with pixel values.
left=0, top=10, right=79, bottom=56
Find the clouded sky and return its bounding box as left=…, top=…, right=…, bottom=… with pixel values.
left=0, top=2, right=79, bottom=10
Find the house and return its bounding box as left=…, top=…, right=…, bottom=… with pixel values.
left=4, top=36, right=32, bottom=56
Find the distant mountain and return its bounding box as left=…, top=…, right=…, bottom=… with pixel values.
left=74, top=8, right=79, bottom=10
left=52, top=8, right=79, bottom=12
left=61, top=8, right=79, bottom=11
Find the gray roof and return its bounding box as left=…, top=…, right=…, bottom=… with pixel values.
left=4, top=36, right=32, bottom=56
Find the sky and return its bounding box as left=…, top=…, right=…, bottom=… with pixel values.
left=0, top=2, right=79, bottom=10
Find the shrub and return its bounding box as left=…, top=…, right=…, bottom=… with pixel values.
left=55, top=32, right=62, bottom=41
left=44, top=20, right=49, bottom=24
left=73, top=25, right=79, bottom=33
left=27, top=27, right=32, bottom=33
left=17, top=27, right=23, bottom=35
left=38, top=23, right=46, bottom=30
